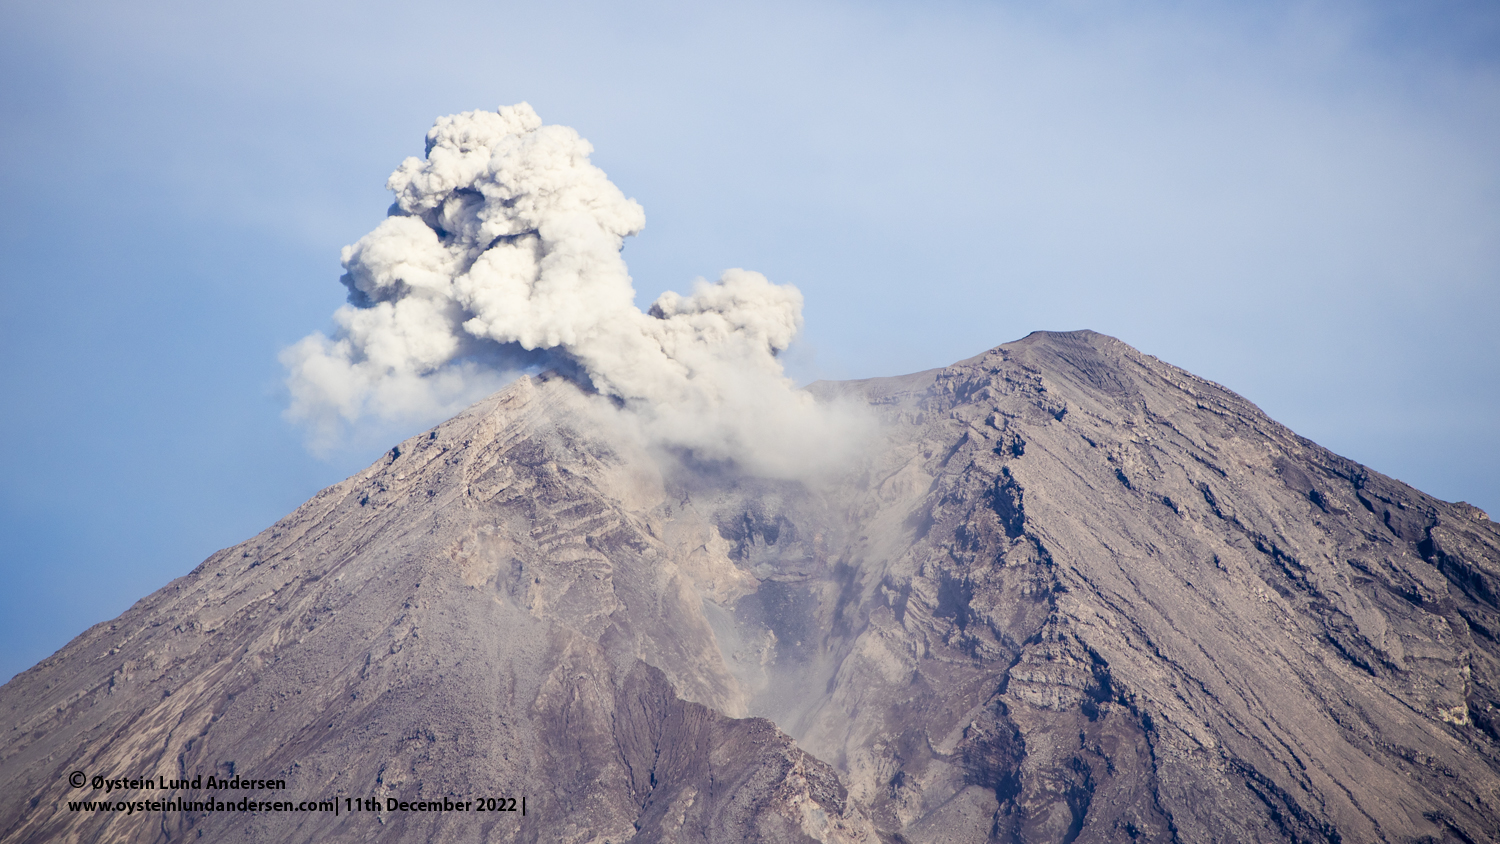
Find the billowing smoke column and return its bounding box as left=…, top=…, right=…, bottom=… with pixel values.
left=283, top=104, right=865, bottom=476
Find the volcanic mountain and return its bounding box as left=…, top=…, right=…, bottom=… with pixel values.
left=2, top=330, right=1498, bottom=843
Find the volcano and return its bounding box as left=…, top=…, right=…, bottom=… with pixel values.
left=3, top=330, right=1498, bottom=843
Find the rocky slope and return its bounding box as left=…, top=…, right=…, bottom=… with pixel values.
left=2, top=330, right=1497, bottom=843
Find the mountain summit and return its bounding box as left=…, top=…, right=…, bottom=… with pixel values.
left=3, top=330, right=1498, bottom=843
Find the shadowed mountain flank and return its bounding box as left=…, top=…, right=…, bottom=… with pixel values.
left=3, top=331, right=1498, bottom=843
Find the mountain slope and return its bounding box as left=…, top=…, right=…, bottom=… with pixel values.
left=780, top=330, right=1500, bottom=842
left=0, top=372, right=875, bottom=844
left=2, top=331, right=1497, bottom=843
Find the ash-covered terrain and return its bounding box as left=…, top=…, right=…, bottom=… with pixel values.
left=3, top=330, right=1499, bottom=843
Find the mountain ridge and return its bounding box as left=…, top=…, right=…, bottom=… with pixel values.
left=3, top=330, right=1497, bottom=843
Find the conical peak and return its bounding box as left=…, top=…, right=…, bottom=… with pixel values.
left=4, top=331, right=1499, bottom=844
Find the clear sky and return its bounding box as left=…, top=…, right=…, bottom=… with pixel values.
left=2, top=0, right=1497, bottom=683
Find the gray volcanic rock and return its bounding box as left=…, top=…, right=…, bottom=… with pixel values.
left=0, top=373, right=875, bottom=844
left=783, top=331, right=1500, bottom=843
left=3, top=330, right=1498, bottom=843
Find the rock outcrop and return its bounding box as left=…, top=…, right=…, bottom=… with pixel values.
left=2, top=330, right=1497, bottom=843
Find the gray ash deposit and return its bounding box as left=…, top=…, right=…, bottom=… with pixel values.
left=3, top=330, right=1498, bottom=843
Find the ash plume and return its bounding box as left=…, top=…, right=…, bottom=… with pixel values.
left=283, top=104, right=870, bottom=476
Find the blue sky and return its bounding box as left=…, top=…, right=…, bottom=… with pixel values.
left=2, top=0, right=1497, bottom=683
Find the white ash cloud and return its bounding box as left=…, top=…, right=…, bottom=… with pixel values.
left=283, top=104, right=868, bottom=475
